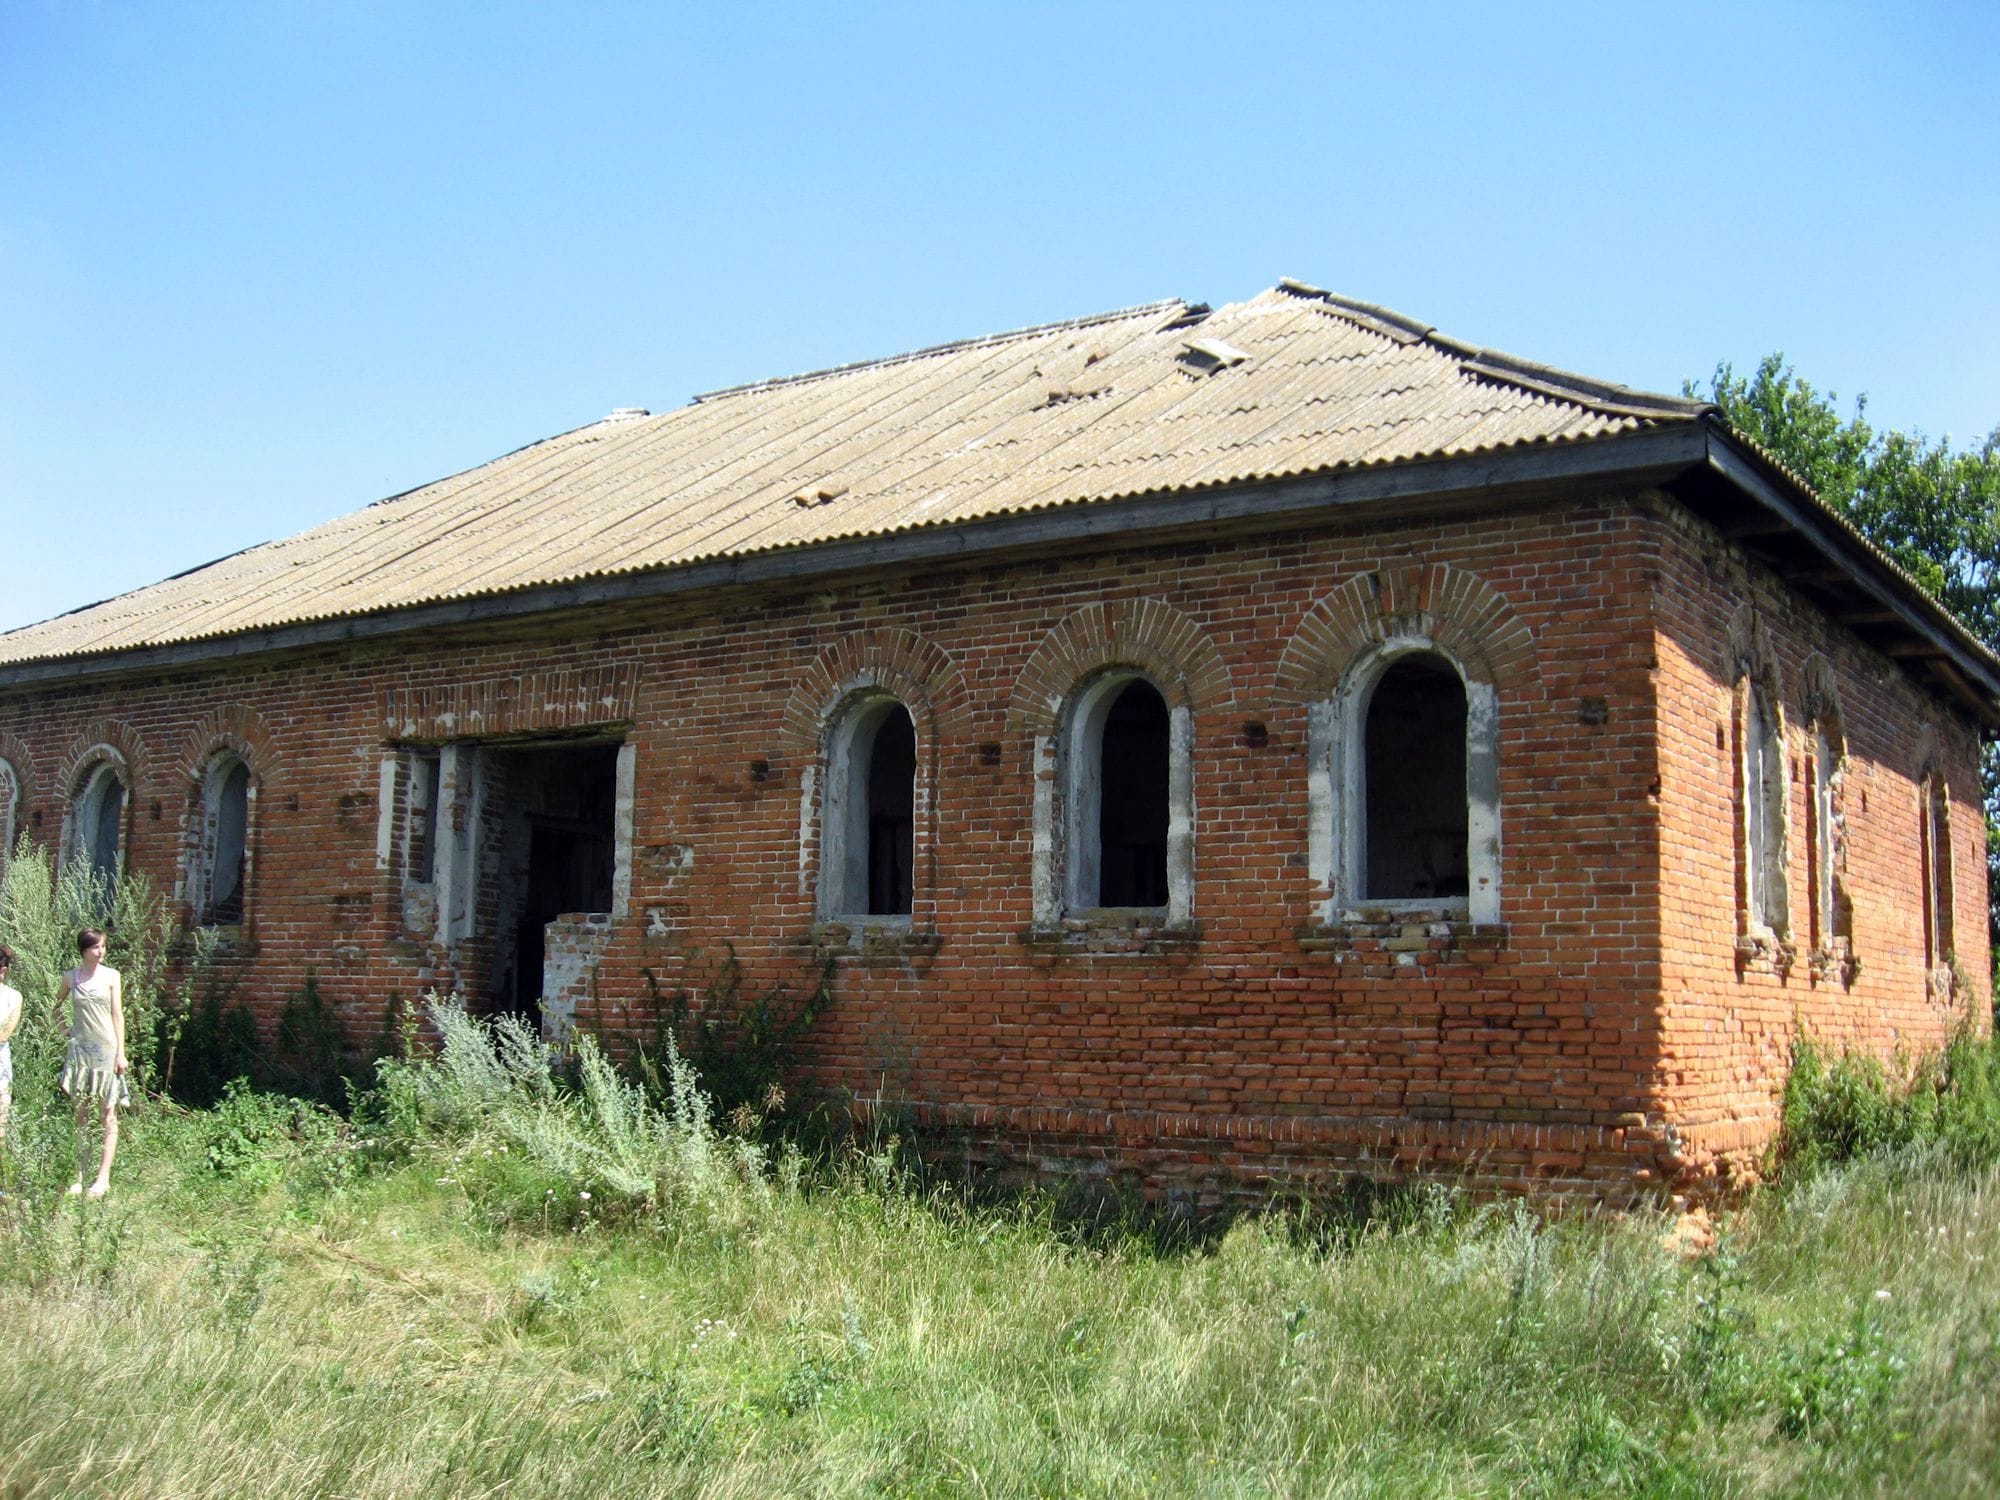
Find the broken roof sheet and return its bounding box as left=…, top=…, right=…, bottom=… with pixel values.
left=0, top=282, right=1710, bottom=666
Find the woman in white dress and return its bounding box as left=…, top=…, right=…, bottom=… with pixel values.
left=57, top=927, right=128, bottom=1198
left=0, top=943, right=21, bottom=1144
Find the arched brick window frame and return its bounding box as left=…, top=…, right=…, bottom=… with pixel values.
left=1915, top=727, right=1957, bottom=1002
left=1800, top=654, right=1854, bottom=981
left=1724, top=605, right=1790, bottom=953
left=1007, top=599, right=1234, bottom=930
left=56, top=719, right=150, bottom=891
left=0, top=731, right=32, bottom=878
left=174, top=705, right=285, bottom=935
left=1274, top=563, right=1534, bottom=926
left=780, top=628, right=970, bottom=933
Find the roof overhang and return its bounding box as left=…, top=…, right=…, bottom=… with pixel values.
left=4, top=420, right=1997, bottom=730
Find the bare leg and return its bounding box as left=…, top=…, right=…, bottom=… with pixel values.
left=70, top=1098, right=92, bottom=1192
left=87, top=1099, right=117, bottom=1197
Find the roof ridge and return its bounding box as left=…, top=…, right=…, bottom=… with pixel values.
left=1275, top=277, right=1712, bottom=422
left=691, top=298, right=1190, bottom=403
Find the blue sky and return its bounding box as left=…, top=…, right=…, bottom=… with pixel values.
left=3, top=1, right=1996, bottom=636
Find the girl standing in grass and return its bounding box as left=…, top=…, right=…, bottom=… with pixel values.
left=57, top=928, right=128, bottom=1198
left=0, top=944, right=20, bottom=1143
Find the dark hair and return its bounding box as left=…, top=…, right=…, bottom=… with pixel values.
left=0, top=943, right=13, bottom=969
left=77, top=928, right=107, bottom=956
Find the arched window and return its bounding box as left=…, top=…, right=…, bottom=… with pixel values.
left=1060, top=672, right=1183, bottom=914
left=0, top=757, right=19, bottom=875
left=1362, top=654, right=1469, bottom=901
left=1313, top=639, right=1499, bottom=923
left=1921, top=768, right=1954, bottom=974
left=193, top=753, right=252, bottom=927
left=1742, top=678, right=1788, bottom=937
left=819, top=693, right=916, bottom=919
left=71, top=760, right=128, bottom=888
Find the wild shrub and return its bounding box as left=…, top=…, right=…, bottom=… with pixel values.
left=643, top=949, right=834, bottom=1137
left=162, top=962, right=263, bottom=1109
left=1777, top=1027, right=2000, bottom=1179
left=1772, top=1303, right=1906, bottom=1441
left=373, top=995, right=771, bottom=1223
left=195, top=1079, right=353, bottom=1195
left=268, top=969, right=359, bottom=1110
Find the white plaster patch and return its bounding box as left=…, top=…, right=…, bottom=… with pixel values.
left=375, top=754, right=397, bottom=871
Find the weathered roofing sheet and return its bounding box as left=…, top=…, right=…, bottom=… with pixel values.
left=0, top=282, right=1708, bottom=665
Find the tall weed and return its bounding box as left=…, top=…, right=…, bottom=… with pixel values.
left=373, top=996, right=769, bottom=1223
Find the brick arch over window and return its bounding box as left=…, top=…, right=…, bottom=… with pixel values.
left=55, top=719, right=151, bottom=805
left=1009, top=600, right=1229, bottom=929
left=1005, top=598, right=1235, bottom=736
left=172, top=703, right=288, bottom=791
left=56, top=719, right=151, bottom=885
left=1270, top=562, right=1538, bottom=706
left=782, top=629, right=968, bottom=928
left=779, top=628, right=972, bottom=757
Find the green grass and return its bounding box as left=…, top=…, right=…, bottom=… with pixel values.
left=4, top=1043, right=2000, bottom=1497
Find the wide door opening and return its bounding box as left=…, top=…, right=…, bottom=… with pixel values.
left=486, top=741, right=619, bottom=1024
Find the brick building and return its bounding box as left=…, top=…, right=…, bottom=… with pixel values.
left=1, top=281, right=1993, bottom=1203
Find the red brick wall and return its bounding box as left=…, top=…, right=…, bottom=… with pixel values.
left=0, top=487, right=1984, bottom=1205
left=1646, top=497, right=1992, bottom=1195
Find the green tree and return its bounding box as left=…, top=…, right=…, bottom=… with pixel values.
left=1695, top=356, right=2000, bottom=975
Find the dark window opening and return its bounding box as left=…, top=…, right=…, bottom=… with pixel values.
left=1364, top=655, right=1469, bottom=901
left=1098, top=678, right=1169, bottom=907
left=205, top=760, right=250, bottom=925
left=865, top=708, right=915, bottom=916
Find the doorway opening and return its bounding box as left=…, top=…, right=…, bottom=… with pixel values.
left=486, top=741, right=620, bottom=1025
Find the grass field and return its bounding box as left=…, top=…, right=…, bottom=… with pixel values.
left=4, top=998, right=2000, bottom=1498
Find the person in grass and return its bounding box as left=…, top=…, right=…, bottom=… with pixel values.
left=57, top=928, right=129, bottom=1197
left=0, top=944, right=21, bottom=1144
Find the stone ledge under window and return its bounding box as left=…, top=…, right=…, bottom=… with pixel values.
left=1808, top=940, right=1859, bottom=987
left=1734, top=928, right=1797, bottom=977
left=812, top=919, right=942, bottom=959
left=1928, top=965, right=1960, bottom=1006
left=1022, top=909, right=1202, bottom=956
left=1299, top=907, right=1506, bottom=964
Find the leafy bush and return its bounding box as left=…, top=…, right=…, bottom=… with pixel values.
left=372, top=995, right=773, bottom=1224
left=158, top=959, right=262, bottom=1110
left=268, top=969, right=360, bottom=1110
left=1773, top=1305, right=1906, bottom=1441
left=643, top=950, right=834, bottom=1136
left=195, top=1080, right=354, bottom=1195
left=1777, top=1027, right=2000, bottom=1179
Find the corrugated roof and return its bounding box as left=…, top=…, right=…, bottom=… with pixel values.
left=0, top=283, right=1710, bottom=666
